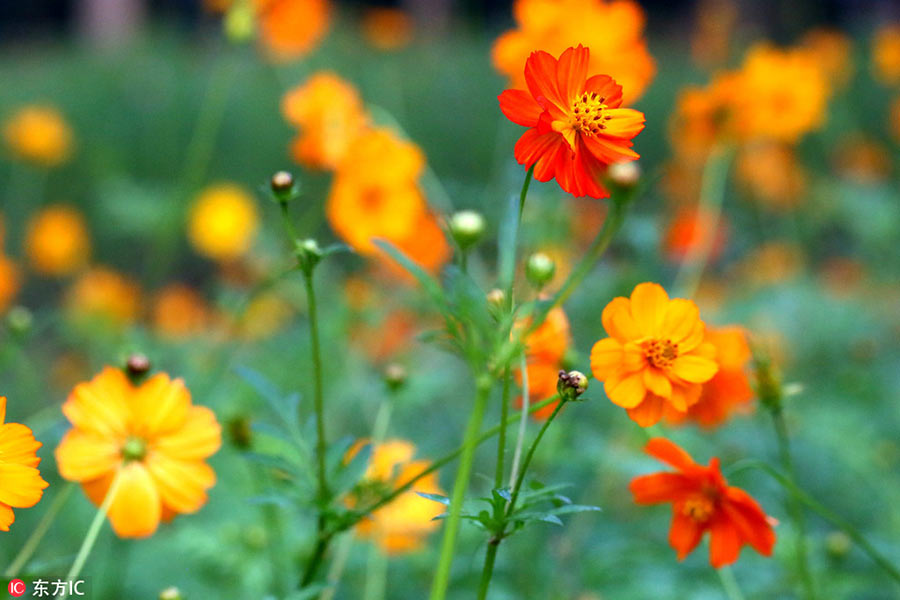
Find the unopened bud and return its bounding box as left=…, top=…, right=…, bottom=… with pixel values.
left=825, top=531, right=851, bottom=559
left=557, top=370, right=588, bottom=401
left=608, top=161, right=640, bottom=187
left=486, top=288, right=506, bottom=310
left=159, top=587, right=183, bottom=600
left=526, top=252, right=555, bottom=288
left=6, top=305, right=33, bottom=336
left=384, top=363, right=407, bottom=392
left=449, top=210, right=485, bottom=250
left=270, top=170, right=295, bottom=202
left=224, top=1, right=255, bottom=44
left=125, top=353, right=151, bottom=382
left=295, top=238, right=322, bottom=273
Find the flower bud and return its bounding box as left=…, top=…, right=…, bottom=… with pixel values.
left=125, top=353, right=151, bottom=382
left=224, top=1, right=255, bottom=44
left=526, top=252, right=555, bottom=288
left=270, top=170, right=295, bottom=202
left=159, top=587, right=183, bottom=600
left=486, top=288, right=506, bottom=310
left=384, top=363, right=407, bottom=392
left=608, top=160, right=640, bottom=187
left=557, top=370, right=588, bottom=401
left=5, top=305, right=33, bottom=336
left=825, top=531, right=851, bottom=559
left=449, top=210, right=486, bottom=250
left=295, top=238, right=323, bottom=273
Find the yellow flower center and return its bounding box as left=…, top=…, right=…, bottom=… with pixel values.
left=121, top=436, right=148, bottom=462
left=642, top=338, right=679, bottom=369
left=570, top=91, right=611, bottom=137
left=682, top=495, right=715, bottom=523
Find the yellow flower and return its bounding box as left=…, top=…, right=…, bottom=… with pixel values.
left=872, top=24, right=900, bottom=85
left=492, top=0, right=656, bottom=105
left=65, top=267, right=141, bottom=327
left=25, top=205, right=91, bottom=276
left=0, top=396, right=49, bottom=532
left=346, top=439, right=445, bottom=554
left=281, top=72, right=368, bottom=170
left=188, top=183, right=259, bottom=262
left=3, top=105, right=73, bottom=167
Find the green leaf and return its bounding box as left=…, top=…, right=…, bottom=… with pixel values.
left=417, top=492, right=451, bottom=506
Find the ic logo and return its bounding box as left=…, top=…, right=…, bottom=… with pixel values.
left=7, top=579, right=25, bottom=597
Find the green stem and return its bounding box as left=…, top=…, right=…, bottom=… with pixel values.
left=429, top=375, right=493, bottom=600
left=717, top=566, right=746, bottom=600
left=279, top=201, right=300, bottom=243
left=518, top=165, right=534, bottom=222
left=4, top=483, right=74, bottom=577
left=494, top=369, right=511, bottom=489
left=320, top=532, right=354, bottom=600
left=476, top=541, right=500, bottom=600
left=672, top=145, right=734, bottom=298
left=61, top=472, right=122, bottom=599
left=728, top=459, right=900, bottom=586
left=770, top=409, right=816, bottom=600
left=508, top=354, right=529, bottom=489
left=363, top=542, right=388, bottom=600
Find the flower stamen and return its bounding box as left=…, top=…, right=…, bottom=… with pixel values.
left=642, top=338, right=679, bottom=369
left=571, top=92, right=609, bottom=136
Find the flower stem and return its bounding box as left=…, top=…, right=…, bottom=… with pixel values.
left=494, top=369, right=511, bottom=489
left=476, top=540, right=500, bottom=600
left=362, top=542, right=388, bottom=600
left=507, top=354, right=530, bottom=490
left=717, top=566, right=746, bottom=600
left=429, top=375, right=493, bottom=600
left=771, top=408, right=816, bottom=600
left=61, top=472, right=122, bottom=599
left=4, top=482, right=74, bottom=577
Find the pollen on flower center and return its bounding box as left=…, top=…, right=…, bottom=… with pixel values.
left=682, top=495, right=715, bottom=523
left=121, top=436, right=148, bottom=462
left=642, top=338, right=679, bottom=369
left=571, top=92, right=611, bottom=136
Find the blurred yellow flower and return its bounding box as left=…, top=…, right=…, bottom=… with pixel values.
left=188, top=183, right=259, bottom=262
left=235, top=291, right=294, bottom=341
left=362, top=8, right=414, bottom=51
left=281, top=72, right=368, bottom=170
left=326, top=128, right=426, bottom=255
left=25, top=204, right=91, bottom=276
left=254, top=0, right=331, bottom=61
left=492, top=0, right=656, bottom=105
left=346, top=439, right=445, bottom=554
left=151, top=284, right=210, bottom=340
left=872, top=24, right=900, bottom=85
left=65, top=267, right=141, bottom=327
left=3, top=105, right=73, bottom=167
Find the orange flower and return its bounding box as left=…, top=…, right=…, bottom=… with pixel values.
left=499, top=45, right=645, bottom=199
left=253, top=0, right=331, bottom=61
left=281, top=72, right=368, bottom=170
left=0, top=255, right=20, bottom=314
left=362, top=8, right=414, bottom=51
left=872, top=24, right=900, bottom=86
left=151, top=284, right=210, bottom=340
left=3, top=105, right=73, bottom=167
left=65, top=267, right=141, bottom=328
left=629, top=438, right=776, bottom=567
left=350, top=309, right=419, bottom=364
left=346, top=439, right=445, bottom=554
left=663, top=208, right=728, bottom=264
left=0, top=396, right=49, bottom=532
left=800, top=28, right=853, bottom=89
left=735, top=142, right=807, bottom=210
left=665, top=327, right=754, bottom=428
left=515, top=307, right=570, bottom=419
left=590, top=283, right=718, bottom=427
left=492, top=0, right=655, bottom=105
left=376, top=211, right=451, bottom=279
left=25, top=205, right=91, bottom=276
left=55, top=367, right=221, bottom=538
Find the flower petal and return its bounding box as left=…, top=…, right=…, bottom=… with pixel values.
left=0, top=423, right=42, bottom=467
left=555, top=45, right=590, bottom=106
left=643, top=368, right=672, bottom=398
left=590, top=337, right=623, bottom=380
left=672, top=355, right=719, bottom=383
left=0, top=503, right=13, bottom=532
left=62, top=367, right=132, bottom=438
left=583, top=74, right=624, bottom=108
left=602, top=297, right=641, bottom=341
left=106, top=463, right=162, bottom=539
left=55, top=430, right=120, bottom=482
left=601, top=108, right=646, bottom=139
left=146, top=452, right=216, bottom=514
left=723, top=487, right=776, bottom=557
left=523, top=50, right=567, bottom=117
left=498, top=89, right=543, bottom=127
left=629, top=473, right=695, bottom=505
left=669, top=508, right=706, bottom=560
left=709, top=513, right=742, bottom=568
left=626, top=394, right=665, bottom=426
left=152, top=406, right=222, bottom=462
left=661, top=298, right=701, bottom=344
left=131, top=373, right=191, bottom=438
left=629, top=282, right=669, bottom=336
left=605, top=371, right=646, bottom=408
left=0, top=462, right=48, bottom=508
left=643, top=437, right=697, bottom=471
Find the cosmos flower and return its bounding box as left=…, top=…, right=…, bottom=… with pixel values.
left=25, top=205, right=91, bottom=277
left=3, top=105, right=73, bottom=167
left=0, top=396, right=49, bottom=532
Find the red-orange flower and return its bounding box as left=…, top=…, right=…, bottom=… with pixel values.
left=499, top=45, right=645, bottom=199
left=630, top=438, right=776, bottom=567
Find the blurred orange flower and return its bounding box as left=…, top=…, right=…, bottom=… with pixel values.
left=0, top=255, right=20, bottom=314
left=362, top=8, right=414, bottom=51
left=56, top=367, right=221, bottom=538
left=188, top=183, right=259, bottom=262
left=499, top=45, right=645, bottom=199
left=234, top=291, right=295, bottom=341
left=253, top=0, right=331, bottom=61
left=735, top=142, right=807, bottom=210
left=0, top=396, right=49, bottom=532
left=590, top=283, right=718, bottom=427
left=350, top=309, right=419, bottom=364
left=346, top=439, right=445, bottom=554
left=3, top=105, right=73, bottom=167
left=281, top=72, right=368, bottom=170
left=630, top=438, right=776, bottom=567
left=151, top=284, right=210, bottom=340
left=801, top=28, right=853, bottom=89
left=25, top=205, right=91, bottom=276
left=326, top=128, right=427, bottom=255
left=872, top=24, right=900, bottom=86
left=663, top=208, right=728, bottom=264
left=665, top=326, right=754, bottom=428
left=377, top=211, right=451, bottom=279
left=514, top=307, right=570, bottom=419
left=65, top=267, right=141, bottom=328
left=492, top=0, right=655, bottom=105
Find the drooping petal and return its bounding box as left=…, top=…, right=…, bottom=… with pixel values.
left=671, top=355, right=719, bottom=383
left=629, top=283, right=669, bottom=336
left=105, top=463, right=162, bottom=539
left=0, top=502, right=13, bottom=531
left=55, top=430, right=121, bottom=482
left=555, top=45, right=590, bottom=106
left=131, top=373, right=191, bottom=439
left=498, top=89, right=543, bottom=127
left=152, top=406, right=222, bottom=462
left=643, top=437, right=697, bottom=471
left=145, top=452, right=216, bottom=514
left=0, top=463, right=48, bottom=508
left=626, top=394, right=665, bottom=426
left=601, top=297, right=641, bottom=341
left=629, top=473, right=695, bottom=504
left=570, top=142, right=612, bottom=198
left=605, top=370, right=646, bottom=408
left=523, top=50, right=567, bottom=118
left=669, top=508, right=706, bottom=560
left=0, top=423, right=42, bottom=467
left=590, top=337, right=623, bottom=380
left=582, top=133, right=640, bottom=164
left=709, top=513, right=742, bottom=568
left=62, top=367, right=132, bottom=438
